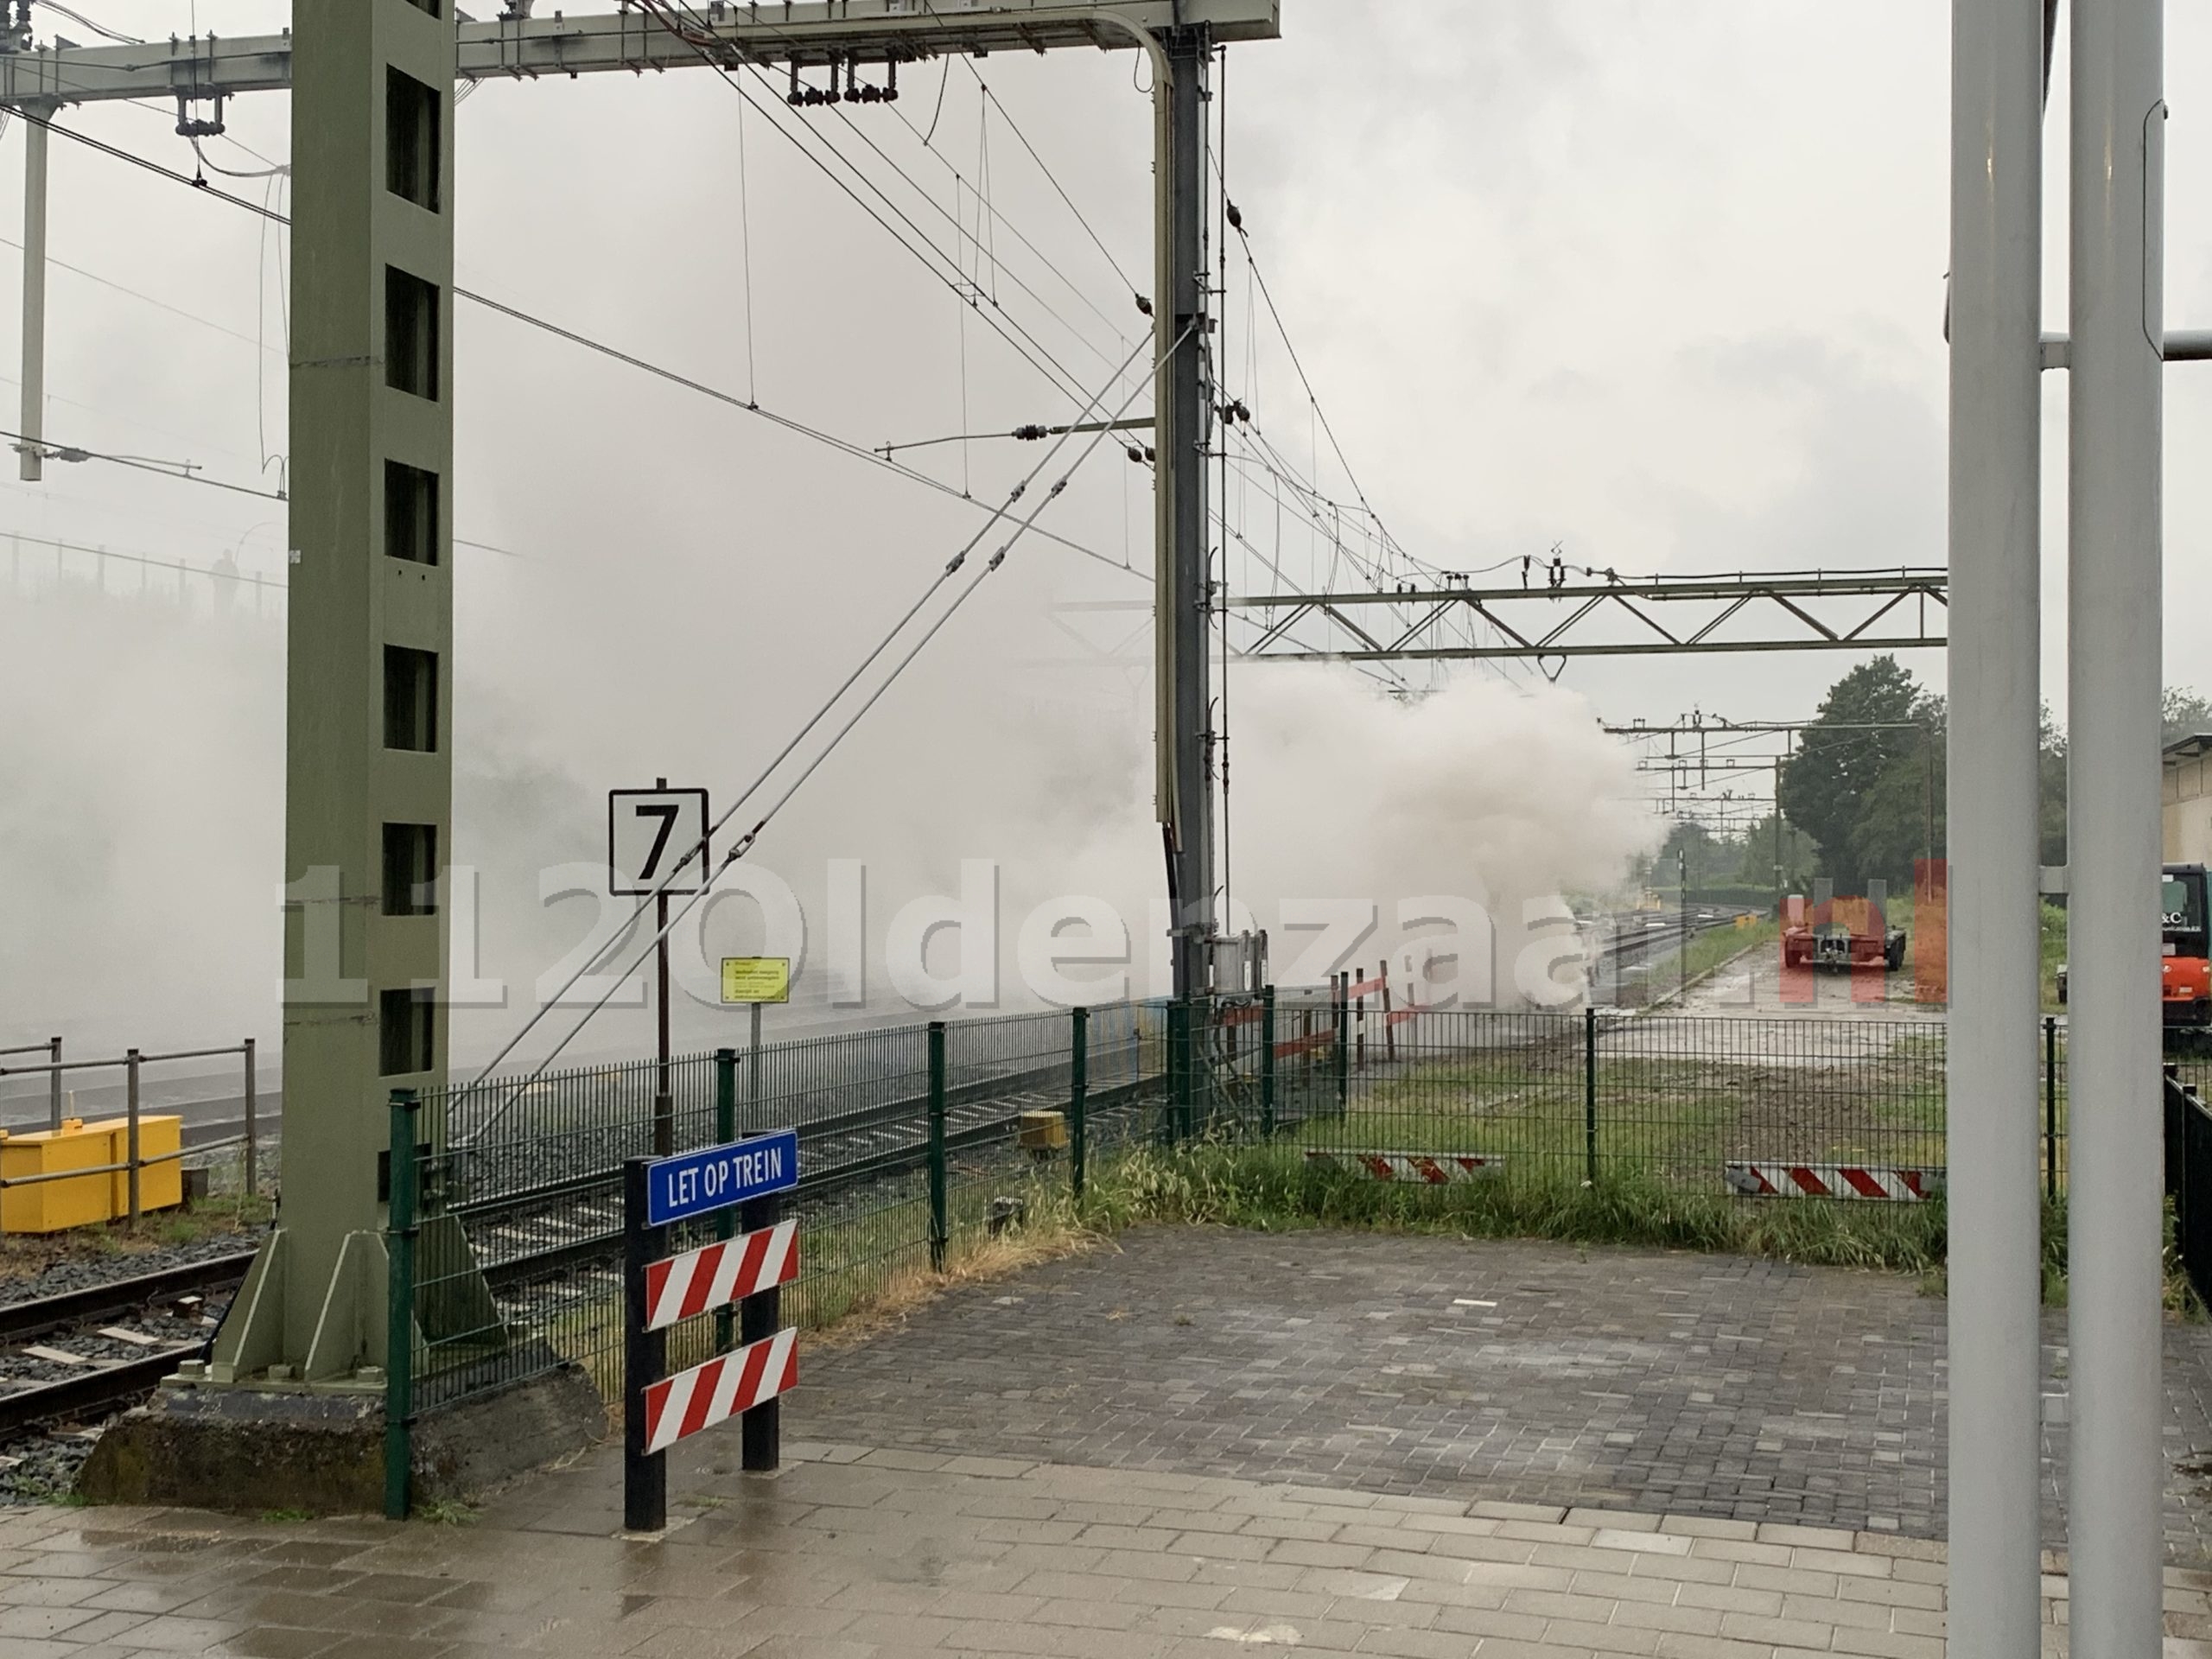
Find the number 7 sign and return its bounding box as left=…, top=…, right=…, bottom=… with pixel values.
left=608, top=787, right=711, bottom=896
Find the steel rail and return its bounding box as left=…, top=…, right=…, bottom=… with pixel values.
left=0, top=1344, right=206, bottom=1434
left=0, top=1249, right=257, bottom=1344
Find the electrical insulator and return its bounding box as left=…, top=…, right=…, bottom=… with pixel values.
left=788, top=63, right=804, bottom=105
left=1135, top=294, right=1154, bottom=317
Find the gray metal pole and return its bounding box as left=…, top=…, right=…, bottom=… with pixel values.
left=46, top=1035, right=59, bottom=1131
left=17, top=104, right=46, bottom=484
left=124, top=1047, right=141, bottom=1224
left=1947, top=0, right=2047, bottom=1648
left=747, top=1000, right=762, bottom=1137
left=1159, top=25, right=1214, bottom=1004
left=2069, top=0, right=2166, bottom=1647
left=242, top=1037, right=257, bottom=1199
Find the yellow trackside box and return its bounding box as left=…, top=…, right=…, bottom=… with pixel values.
left=0, top=1116, right=184, bottom=1233
left=1019, top=1110, right=1069, bottom=1154
left=94, top=1116, right=183, bottom=1219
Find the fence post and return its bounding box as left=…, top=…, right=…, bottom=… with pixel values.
left=46, top=1035, right=60, bottom=1131
left=1356, top=979, right=1367, bottom=1072
left=1584, top=1006, right=1599, bottom=1185
left=242, top=1037, right=257, bottom=1200
left=622, top=1157, right=666, bottom=1533
left=739, top=1178, right=784, bottom=1473
left=1261, top=986, right=1277, bottom=1141
left=2046, top=1016, right=2060, bottom=1202
left=124, top=1048, right=142, bottom=1224
left=1184, top=997, right=1202, bottom=1141
left=714, top=1048, right=738, bottom=1355
left=1380, top=961, right=1395, bottom=1065
left=1333, top=977, right=1350, bottom=1114
left=1164, top=1000, right=1186, bottom=1147
left=1070, top=1005, right=1089, bottom=1205
left=927, top=1021, right=949, bottom=1271
left=384, top=1089, right=421, bottom=1522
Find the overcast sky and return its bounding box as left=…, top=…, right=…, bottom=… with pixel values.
left=6, top=2, right=2211, bottom=1050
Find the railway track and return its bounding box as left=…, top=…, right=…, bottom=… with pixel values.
left=464, top=1058, right=1147, bottom=1293
left=0, top=1253, right=253, bottom=1437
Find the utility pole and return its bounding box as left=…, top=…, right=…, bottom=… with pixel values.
left=16, top=99, right=47, bottom=481
left=1159, top=24, right=1216, bottom=1004
left=1773, top=757, right=1783, bottom=916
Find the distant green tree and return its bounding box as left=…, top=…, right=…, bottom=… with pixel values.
left=1777, top=657, right=1926, bottom=891
left=1848, top=700, right=1944, bottom=891
left=1736, top=810, right=1820, bottom=896
left=2040, top=704, right=2068, bottom=869
left=2164, top=686, right=2212, bottom=750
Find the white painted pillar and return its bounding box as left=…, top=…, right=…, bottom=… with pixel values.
left=2068, top=0, right=2166, bottom=1649
left=1945, top=0, right=2046, bottom=1650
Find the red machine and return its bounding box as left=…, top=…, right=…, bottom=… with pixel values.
left=2163, top=864, right=2210, bottom=1031
left=1781, top=894, right=1908, bottom=974
left=2057, top=863, right=2211, bottom=1034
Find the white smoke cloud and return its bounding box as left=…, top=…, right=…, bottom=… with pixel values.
left=0, top=569, right=1656, bottom=1081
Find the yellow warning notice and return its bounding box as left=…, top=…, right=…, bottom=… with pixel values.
left=720, top=957, right=791, bottom=1005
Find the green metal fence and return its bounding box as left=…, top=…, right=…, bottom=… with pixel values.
left=382, top=992, right=2082, bottom=1511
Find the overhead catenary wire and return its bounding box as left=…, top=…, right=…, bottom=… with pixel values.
left=633, top=0, right=1119, bottom=411
left=26, top=115, right=1147, bottom=580
left=465, top=325, right=1185, bottom=1118
left=29, top=2, right=141, bottom=44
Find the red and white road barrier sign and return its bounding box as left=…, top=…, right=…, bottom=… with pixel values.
left=1306, top=1149, right=1503, bottom=1183
left=642, top=1326, right=799, bottom=1454
left=1724, top=1161, right=1945, bottom=1201
left=643, top=1220, right=799, bottom=1332
left=626, top=1134, right=801, bottom=1533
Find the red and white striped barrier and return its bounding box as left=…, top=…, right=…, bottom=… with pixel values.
left=642, top=1326, right=798, bottom=1454
left=642, top=1220, right=799, bottom=1332
left=1724, top=1161, right=1945, bottom=1201
left=1306, top=1149, right=1503, bottom=1183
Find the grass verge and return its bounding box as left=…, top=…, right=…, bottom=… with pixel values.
left=0, top=1191, right=274, bottom=1286
left=512, top=1136, right=2207, bottom=1407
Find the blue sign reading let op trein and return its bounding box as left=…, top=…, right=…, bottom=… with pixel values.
left=645, top=1129, right=799, bottom=1228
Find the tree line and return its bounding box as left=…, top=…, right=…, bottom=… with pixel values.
left=1639, top=658, right=2212, bottom=899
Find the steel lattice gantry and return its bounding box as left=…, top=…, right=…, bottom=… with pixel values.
left=1222, top=565, right=1947, bottom=664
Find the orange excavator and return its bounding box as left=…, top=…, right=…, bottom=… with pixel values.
left=2162, top=864, right=2211, bottom=1033
left=2057, top=863, right=2211, bottom=1039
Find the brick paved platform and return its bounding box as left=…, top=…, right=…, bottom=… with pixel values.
left=791, top=1228, right=2212, bottom=1563
left=7, top=1444, right=2210, bottom=1657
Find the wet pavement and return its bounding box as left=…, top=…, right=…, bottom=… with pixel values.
left=8, top=1447, right=2212, bottom=1656
left=8, top=1229, right=2212, bottom=1656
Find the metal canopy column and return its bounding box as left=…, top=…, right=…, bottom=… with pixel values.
left=1945, top=0, right=2045, bottom=1649
left=213, top=0, right=461, bottom=1385
left=1157, top=24, right=1215, bottom=1002
left=2068, top=0, right=2166, bottom=1646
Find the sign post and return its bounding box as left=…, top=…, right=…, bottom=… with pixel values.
left=610, top=783, right=709, bottom=1157
left=720, top=957, right=791, bottom=1136
left=621, top=1157, right=666, bottom=1534
left=622, top=1128, right=801, bottom=1533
